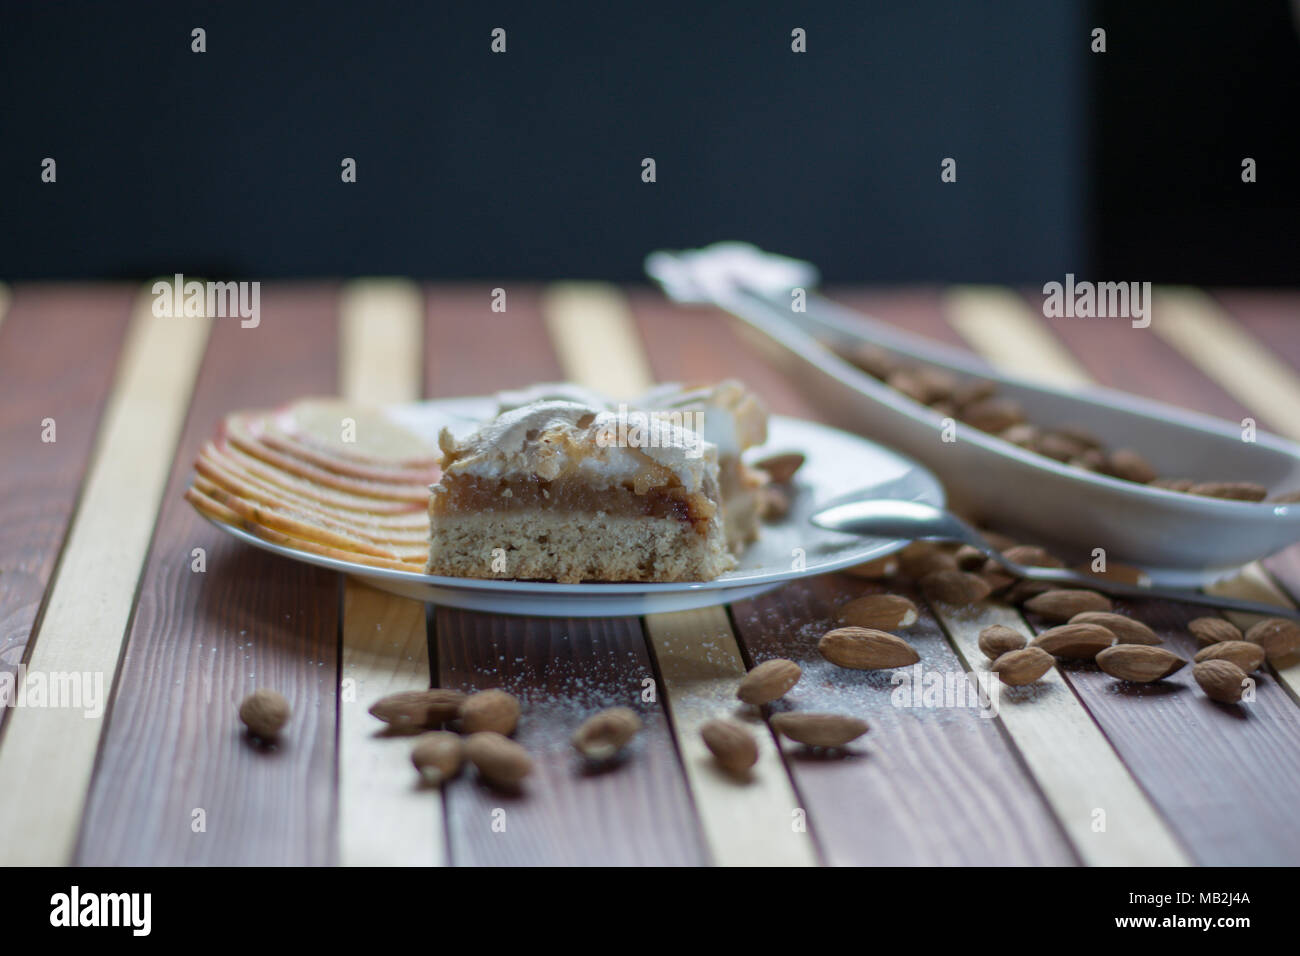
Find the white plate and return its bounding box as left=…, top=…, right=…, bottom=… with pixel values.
left=201, top=398, right=944, bottom=617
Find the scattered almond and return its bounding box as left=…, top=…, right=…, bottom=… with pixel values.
left=978, top=624, right=1026, bottom=660
left=737, top=658, right=802, bottom=705
left=411, top=731, right=464, bottom=784
left=1244, top=617, right=1300, bottom=662
left=998, top=544, right=1065, bottom=570
left=839, top=593, right=918, bottom=630
left=1030, top=622, right=1116, bottom=660
left=1193, top=660, right=1249, bottom=703
left=1069, top=611, right=1160, bottom=645
left=1188, top=481, right=1268, bottom=502
left=961, top=397, right=1026, bottom=434
left=842, top=554, right=900, bottom=579
left=464, top=732, right=533, bottom=787
left=991, top=646, right=1055, bottom=685
left=1023, top=589, right=1112, bottom=621
left=818, top=627, right=920, bottom=670
left=1194, top=641, right=1266, bottom=673
left=845, top=342, right=901, bottom=380
left=980, top=569, right=1017, bottom=594
left=1096, top=645, right=1186, bottom=682
left=1188, top=617, right=1242, bottom=646
left=953, top=544, right=987, bottom=571
left=899, top=542, right=958, bottom=579
left=571, top=707, right=642, bottom=761
left=1103, top=449, right=1158, bottom=484
left=459, top=689, right=521, bottom=735
left=369, top=688, right=467, bottom=731
left=700, top=718, right=758, bottom=773
left=953, top=378, right=998, bottom=407
left=754, top=452, right=805, bottom=484
left=770, top=712, right=868, bottom=748
left=239, top=689, right=290, bottom=740
left=920, top=569, right=993, bottom=605
left=760, top=485, right=791, bottom=520
left=1006, top=579, right=1054, bottom=604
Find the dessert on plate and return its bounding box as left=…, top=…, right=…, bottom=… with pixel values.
left=426, top=400, right=736, bottom=582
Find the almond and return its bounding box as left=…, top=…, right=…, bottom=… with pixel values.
left=899, top=542, right=958, bottom=579
left=770, top=712, right=868, bottom=748
left=818, top=627, right=920, bottom=670
left=839, top=593, right=918, bottom=630
left=978, top=624, right=1026, bottom=660
left=700, top=718, right=758, bottom=773
left=459, top=689, right=521, bottom=735
left=953, top=378, right=998, bottom=407
left=1103, top=449, right=1158, bottom=484
left=754, top=452, right=805, bottom=484
left=998, top=545, right=1065, bottom=570
left=954, top=544, right=987, bottom=571
left=1096, top=645, right=1186, bottom=682
left=737, top=658, right=802, bottom=705
left=369, top=688, right=467, bottom=731
left=1069, top=611, right=1160, bottom=645
left=1271, top=489, right=1300, bottom=503
left=842, top=554, right=900, bottom=579
left=1006, top=579, right=1054, bottom=604
left=1030, top=622, right=1116, bottom=660
left=991, top=646, right=1055, bottom=685
left=1023, top=589, right=1112, bottom=622
left=410, top=731, right=464, bottom=784
left=1193, top=660, right=1249, bottom=703
left=1189, top=481, right=1268, bottom=502
left=571, top=707, right=642, bottom=760
left=760, top=485, right=791, bottom=519
left=1244, top=617, right=1300, bottom=661
left=239, top=689, right=290, bottom=740
left=961, top=396, right=1025, bottom=434
left=1194, top=641, right=1266, bottom=673
left=920, top=569, right=993, bottom=605
left=465, top=732, right=533, bottom=787
left=981, top=569, right=1017, bottom=594
left=845, top=342, right=900, bottom=380
left=1151, top=477, right=1195, bottom=492
left=1188, top=617, right=1242, bottom=646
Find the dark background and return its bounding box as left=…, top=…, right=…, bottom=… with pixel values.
left=1, top=1, right=1296, bottom=284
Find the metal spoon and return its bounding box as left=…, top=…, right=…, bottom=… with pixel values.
left=811, top=498, right=1300, bottom=622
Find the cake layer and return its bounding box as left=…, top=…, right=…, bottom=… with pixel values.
left=426, top=511, right=735, bottom=583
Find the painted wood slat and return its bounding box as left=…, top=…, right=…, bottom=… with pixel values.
left=0, top=287, right=210, bottom=865
left=0, top=286, right=135, bottom=727
left=336, top=280, right=443, bottom=866
left=543, top=283, right=818, bottom=866
left=77, top=285, right=341, bottom=865
left=944, top=286, right=1093, bottom=388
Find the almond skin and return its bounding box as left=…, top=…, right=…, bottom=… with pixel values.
left=770, top=712, right=868, bottom=748
left=998, top=545, right=1065, bottom=570
left=1070, top=611, right=1161, bottom=646
left=899, top=542, right=958, bottom=579
left=754, top=452, right=805, bottom=484
left=464, top=731, right=533, bottom=787
left=700, top=719, right=758, bottom=773
left=411, top=731, right=464, bottom=784
left=736, top=659, right=803, bottom=705
left=920, top=569, right=993, bottom=605
left=369, top=689, right=467, bottom=732
left=459, top=689, right=521, bottom=736
left=1194, top=660, right=1249, bottom=703
left=818, top=627, right=920, bottom=670
left=839, top=593, right=919, bottom=631
left=571, top=707, right=642, bottom=761
left=1188, top=617, right=1242, bottom=646
left=842, top=554, right=900, bottom=579
left=991, top=646, right=1055, bottom=685
left=239, top=689, right=290, bottom=740
left=1096, top=645, right=1186, bottom=682
left=1030, top=622, right=1117, bottom=660
left=978, top=624, right=1026, bottom=660
left=1188, top=481, right=1268, bottom=502
left=1023, top=589, right=1113, bottom=622
left=1244, top=617, right=1300, bottom=662
left=1194, top=641, right=1266, bottom=673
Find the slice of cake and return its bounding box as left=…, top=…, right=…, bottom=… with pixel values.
left=634, top=380, right=771, bottom=551
left=426, top=401, right=735, bottom=582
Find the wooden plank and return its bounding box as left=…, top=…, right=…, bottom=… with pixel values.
left=0, top=285, right=134, bottom=728
left=944, top=286, right=1093, bottom=388
left=1150, top=287, right=1300, bottom=442
left=77, top=284, right=341, bottom=865
left=543, top=283, right=654, bottom=400
left=336, top=280, right=442, bottom=866
left=0, top=283, right=10, bottom=329
left=424, top=285, right=708, bottom=866
left=950, top=287, right=1300, bottom=864
left=0, top=285, right=211, bottom=865
left=436, top=609, right=706, bottom=866
left=730, top=578, right=1077, bottom=865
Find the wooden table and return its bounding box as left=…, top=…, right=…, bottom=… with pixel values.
left=1, top=281, right=1298, bottom=866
